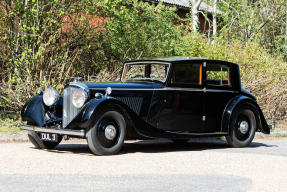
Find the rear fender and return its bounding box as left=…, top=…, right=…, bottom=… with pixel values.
left=221, top=96, right=270, bottom=134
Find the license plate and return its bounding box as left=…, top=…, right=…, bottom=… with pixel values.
left=40, top=133, right=58, bottom=142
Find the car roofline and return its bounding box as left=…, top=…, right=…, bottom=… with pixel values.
left=123, top=57, right=238, bottom=67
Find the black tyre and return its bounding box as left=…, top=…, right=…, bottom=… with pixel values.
left=86, top=107, right=126, bottom=155
left=226, top=104, right=256, bottom=148
left=28, top=130, right=62, bottom=149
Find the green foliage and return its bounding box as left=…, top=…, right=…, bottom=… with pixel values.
left=0, top=118, right=22, bottom=133
left=218, top=0, right=287, bottom=57
left=0, top=0, right=287, bottom=127
left=176, top=33, right=287, bottom=123
left=0, top=111, right=22, bottom=133
left=99, top=0, right=183, bottom=59
left=0, top=0, right=184, bottom=111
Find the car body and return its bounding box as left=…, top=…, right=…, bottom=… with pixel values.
left=21, top=57, right=272, bottom=155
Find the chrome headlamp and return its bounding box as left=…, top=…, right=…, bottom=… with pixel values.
left=43, top=87, right=59, bottom=107
left=72, top=89, right=88, bottom=108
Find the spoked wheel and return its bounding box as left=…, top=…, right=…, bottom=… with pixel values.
left=28, top=130, right=62, bottom=149
left=226, top=104, right=256, bottom=148
left=86, top=107, right=126, bottom=155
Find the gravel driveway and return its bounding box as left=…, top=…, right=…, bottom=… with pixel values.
left=0, top=138, right=287, bottom=192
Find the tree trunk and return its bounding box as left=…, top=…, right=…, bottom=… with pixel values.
left=213, top=0, right=217, bottom=37
left=285, top=9, right=287, bottom=51
left=192, top=7, right=199, bottom=32
left=190, top=0, right=203, bottom=33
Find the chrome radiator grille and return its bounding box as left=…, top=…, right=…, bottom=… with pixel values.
left=63, top=87, right=80, bottom=128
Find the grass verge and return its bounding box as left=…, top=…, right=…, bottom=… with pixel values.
left=0, top=118, right=23, bottom=133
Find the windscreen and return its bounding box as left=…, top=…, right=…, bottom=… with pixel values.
left=121, top=63, right=170, bottom=82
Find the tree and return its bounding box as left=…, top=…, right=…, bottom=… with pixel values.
left=0, top=0, right=184, bottom=111
left=212, top=0, right=217, bottom=38
left=219, top=0, right=287, bottom=56
left=189, top=0, right=203, bottom=32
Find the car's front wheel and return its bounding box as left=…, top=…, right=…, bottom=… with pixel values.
left=226, top=104, right=256, bottom=148
left=86, top=107, right=126, bottom=155
left=28, top=130, right=62, bottom=149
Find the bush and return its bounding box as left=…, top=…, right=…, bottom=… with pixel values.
left=177, top=33, right=287, bottom=124
left=0, top=0, right=286, bottom=128
left=0, top=0, right=183, bottom=111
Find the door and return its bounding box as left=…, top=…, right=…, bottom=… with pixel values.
left=156, top=62, right=205, bottom=132
left=203, top=62, right=237, bottom=132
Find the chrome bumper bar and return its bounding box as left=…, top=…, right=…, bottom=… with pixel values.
left=20, top=125, right=86, bottom=138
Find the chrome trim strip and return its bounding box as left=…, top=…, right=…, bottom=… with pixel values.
left=205, top=89, right=236, bottom=93
left=68, top=82, right=89, bottom=93
left=90, top=88, right=155, bottom=91
left=20, top=125, right=85, bottom=138
left=165, top=131, right=228, bottom=136
left=89, top=87, right=238, bottom=93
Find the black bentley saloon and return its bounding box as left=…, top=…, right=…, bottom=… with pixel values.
left=21, top=57, right=272, bottom=155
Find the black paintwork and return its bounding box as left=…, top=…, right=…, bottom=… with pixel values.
left=21, top=57, right=271, bottom=140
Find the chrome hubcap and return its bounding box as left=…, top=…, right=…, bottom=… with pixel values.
left=239, top=121, right=249, bottom=134
left=104, top=125, right=117, bottom=140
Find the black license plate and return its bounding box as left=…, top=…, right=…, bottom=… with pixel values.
left=40, top=133, right=58, bottom=142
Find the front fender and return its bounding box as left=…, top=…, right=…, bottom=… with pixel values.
left=21, top=96, right=45, bottom=127
left=81, top=97, right=116, bottom=122
left=65, top=97, right=126, bottom=130
left=221, top=96, right=270, bottom=134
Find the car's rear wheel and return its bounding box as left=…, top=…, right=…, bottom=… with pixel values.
left=226, top=105, right=256, bottom=148
left=86, top=107, right=126, bottom=155
left=28, top=130, right=62, bottom=149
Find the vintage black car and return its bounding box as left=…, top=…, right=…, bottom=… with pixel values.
left=21, top=57, right=272, bottom=155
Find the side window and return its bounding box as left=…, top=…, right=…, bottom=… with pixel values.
left=206, top=64, right=231, bottom=87
left=171, top=63, right=202, bottom=85
left=150, top=64, right=169, bottom=81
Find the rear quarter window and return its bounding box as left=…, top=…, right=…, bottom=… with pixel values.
left=206, top=64, right=231, bottom=87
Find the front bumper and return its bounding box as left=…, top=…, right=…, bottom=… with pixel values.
left=20, top=124, right=86, bottom=138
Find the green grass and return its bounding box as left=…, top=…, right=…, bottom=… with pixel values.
left=0, top=118, right=23, bottom=133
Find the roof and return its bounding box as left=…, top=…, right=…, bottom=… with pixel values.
left=145, top=0, right=223, bottom=14
left=153, top=56, right=210, bottom=62
left=125, top=56, right=207, bottom=63
left=125, top=57, right=237, bottom=66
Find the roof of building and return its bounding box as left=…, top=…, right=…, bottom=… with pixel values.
left=145, top=0, right=223, bottom=14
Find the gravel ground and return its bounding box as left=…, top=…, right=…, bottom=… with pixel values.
left=0, top=132, right=28, bottom=142
left=0, top=138, right=287, bottom=192
left=0, top=131, right=286, bottom=142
